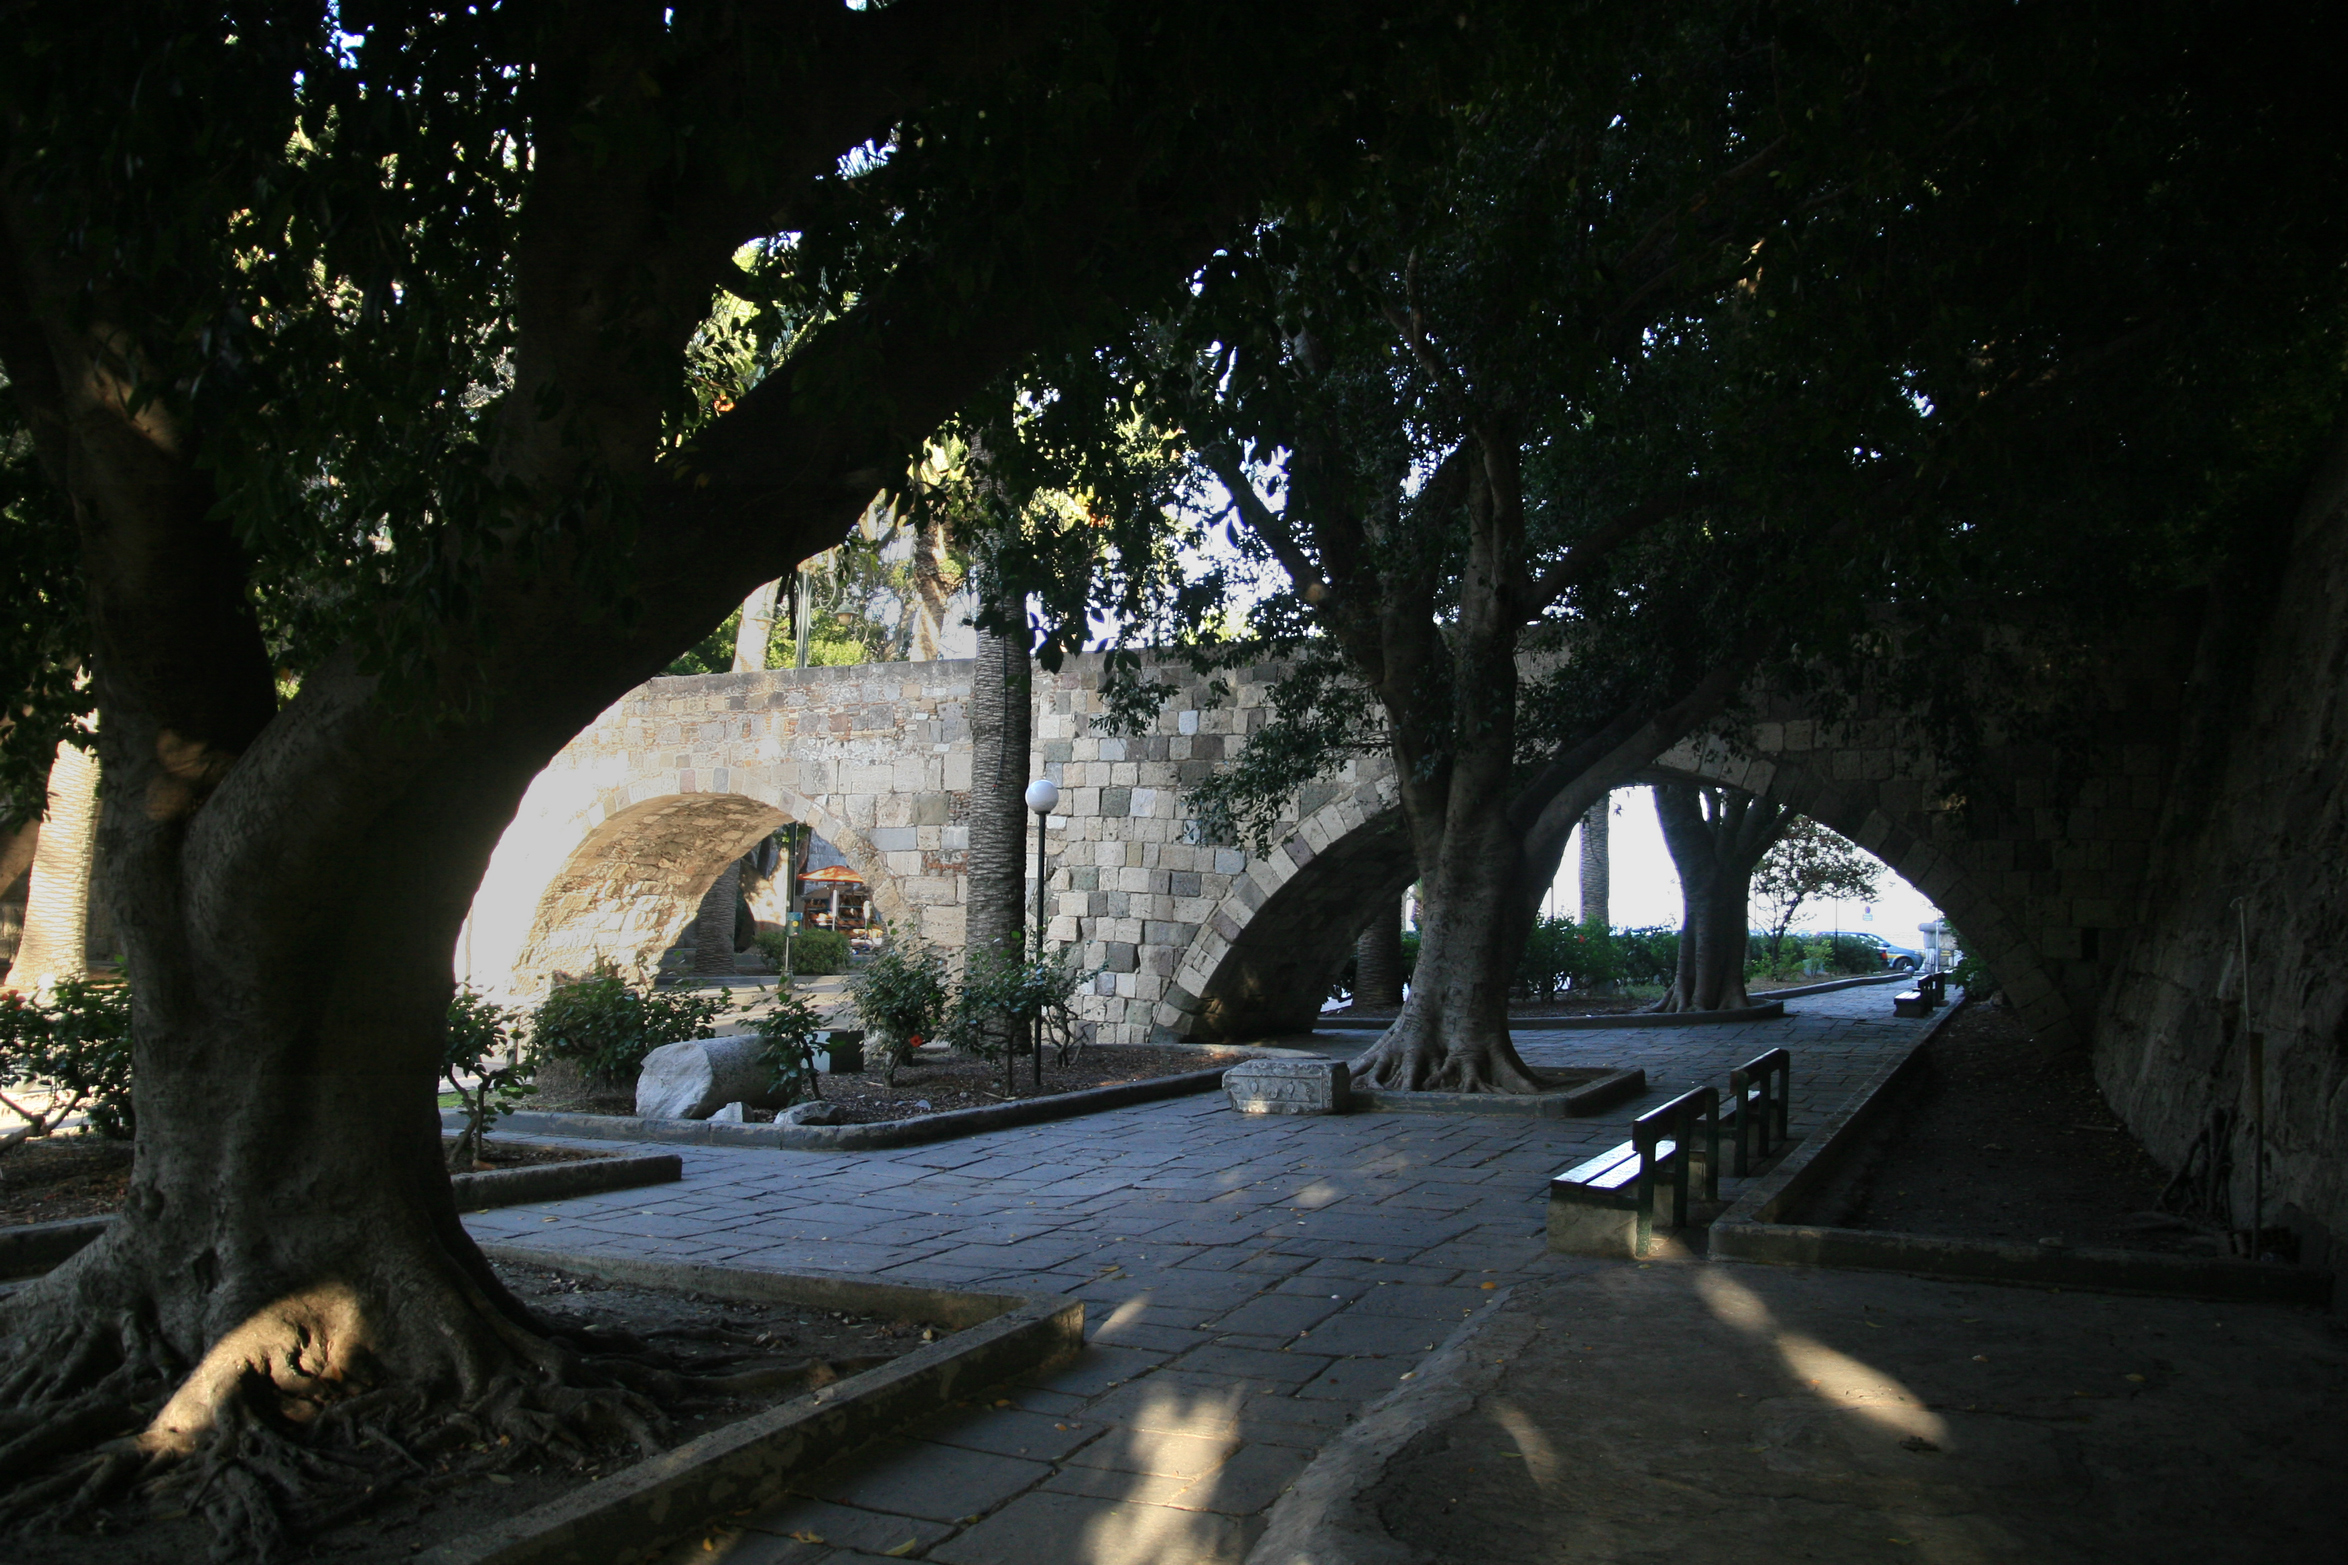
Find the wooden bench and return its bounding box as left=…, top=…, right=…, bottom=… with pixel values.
left=1546, top=1086, right=1719, bottom=1258
left=1724, top=1047, right=1791, bottom=1177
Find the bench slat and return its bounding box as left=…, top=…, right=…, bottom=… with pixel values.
left=1555, top=1143, right=1639, bottom=1187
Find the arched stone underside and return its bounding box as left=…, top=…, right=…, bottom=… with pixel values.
left=513, top=787, right=909, bottom=991
left=1642, top=739, right=2069, bottom=1040
left=1156, top=792, right=1413, bottom=1043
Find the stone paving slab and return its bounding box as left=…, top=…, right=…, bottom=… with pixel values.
left=473, top=987, right=1931, bottom=1564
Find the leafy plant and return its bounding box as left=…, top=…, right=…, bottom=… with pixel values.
left=847, top=936, right=951, bottom=1087
left=0, top=979, right=135, bottom=1150
left=756, top=925, right=850, bottom=975
left=527, top=963, right=729, bottom=1088
left=753, top=990, right=831, bottom=1108
left=1516, top=917, right=1621, bottom=1001
left=946, top=945, right=1094, bottom=1069
left=443, top=987, right=533, bottom=1170
left=1610, top=926, right=1682, bottom=988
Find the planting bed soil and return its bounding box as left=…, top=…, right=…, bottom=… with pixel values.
left=0, top=1135, right=133, bottom=1225
left=441, top=1138, right=612, bottom=1174
left=1794, top=996, right=2211, bottom=1255
left=536, top=1043, right=1256, bottom=1125
left=0, top=1138, right=615, bottom=1227
left=22, top=1259, right=946, bottom=1565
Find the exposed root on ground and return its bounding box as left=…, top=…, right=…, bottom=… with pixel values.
left=0, top=1253, right=872, bottom=1561
left=1349, top=1014, right=1550, bottom=1093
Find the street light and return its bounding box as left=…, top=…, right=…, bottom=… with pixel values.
left=1024, top=778, right=1060, bottom=1089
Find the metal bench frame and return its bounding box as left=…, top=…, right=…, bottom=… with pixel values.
left=1726, top=1047, right=1791, bottom=1177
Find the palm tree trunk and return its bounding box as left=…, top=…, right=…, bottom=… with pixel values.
left=3, top=738, right=98, bottom=992
left=732, top=580, right=780, bottom=672
left=1353, top=895, right=1406, bottom=1006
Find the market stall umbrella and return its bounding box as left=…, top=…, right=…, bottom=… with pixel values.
left=800, top=864, right=865, bottom=929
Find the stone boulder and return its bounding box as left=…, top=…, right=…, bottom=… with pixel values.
left=635, top=1034, right=779, bottom=1120
left=780, top=1099, right=845, bottom=1127
left=1225, top=1058, right=1351, bottom=1116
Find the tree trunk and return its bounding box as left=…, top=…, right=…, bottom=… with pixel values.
left=965, top=596, right=1031, bottom=970
left=1353, top=895, right=1406, bottom=1007
left=1349, top=439, right=1549, bottom=1092
left=1578, top=795, right=1610, bottom=926
left=693, top=860, right=744, bottom=975
left=732, top=580, right=780, bottom=673
left=2, top=738, right=98, bottom=993
left=1650, top=782, right=1793, bottom=1012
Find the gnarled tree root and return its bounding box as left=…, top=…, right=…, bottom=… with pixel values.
left=0, top=1262, right=870, bottom=1562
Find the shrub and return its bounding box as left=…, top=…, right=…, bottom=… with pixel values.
left=444, top=987, right=533, bottom=1168
left=0, top=979, right=135, bottom=1146
left=1610, top=925, right=1681, bottom=987
left=848, top=937, right=951, bottom=1086
left=945, top=945, right=1094, bottom=1068
left=527, top=963, right=729, bottom=1087
left=754, top=925, right=851, bottom=975
left=753, top=990, right=831, bottom=1107
left=1517, top=916, right=1621, bottom=999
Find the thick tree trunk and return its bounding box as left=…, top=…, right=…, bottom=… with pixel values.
left=1651, top=782, right=1792, bottom=1012
left=1578, top=795, right=1611, bottom=926
left=1352, top=895, right=1406, bottom=1007
left=2, top=738, right=97, bottom=993
left=732, top=580, right=780, bottom=672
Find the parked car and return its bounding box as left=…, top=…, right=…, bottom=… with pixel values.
left=1840, top=931, right=1925, bottom=972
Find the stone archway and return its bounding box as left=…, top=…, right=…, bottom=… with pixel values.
left=1644, top=732, right=2071, bottom=1042
left=507, top=786, right=910, bottom=994
left=1155, top=786, right=1413, bottom=1042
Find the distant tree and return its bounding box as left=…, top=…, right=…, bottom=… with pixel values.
left=1652, top=783, right=1793, bottom=1012
left=1752, top=817, right=1884, bottom=962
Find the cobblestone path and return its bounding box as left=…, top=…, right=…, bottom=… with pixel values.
left=467, top=984, right=1933, bottom=1565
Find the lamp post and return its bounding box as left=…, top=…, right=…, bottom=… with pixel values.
left=1024, top=777, right=1060, bottom=1089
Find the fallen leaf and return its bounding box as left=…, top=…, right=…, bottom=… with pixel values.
left=486, top=1473, right=515, bottom=1486
left=885, top=1542, right=920, bottom=1558
left=786, top=1532, right=827, bottom=1544
left=1479, top=1281, right=1498, bottom=1290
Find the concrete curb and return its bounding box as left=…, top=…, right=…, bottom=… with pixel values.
left=421, top=1250, right=1083, bottom=1565
left=0, top=1150, right=681, bottom=1279
left=1246, top=1291, right=1535, bottom=1565
left=1709, top=1001, right=2338, bottom=1306
left=1314, top=1000, right=1790, bottom=1033
left=1348, top=1068, right=1647, bottom=1119
left=1750, top=972, right=1913, bottom=1000
left=0, top=1214, right=111, bottom=1278
left=469, top=1063, right=1234, bottom=1152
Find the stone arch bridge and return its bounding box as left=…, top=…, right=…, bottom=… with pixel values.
left=463, top=641, right=2188, bottom=1050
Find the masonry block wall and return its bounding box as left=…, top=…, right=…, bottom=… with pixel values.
left=2093, top=443, right=2348, bottom=1261
left=473, top=631, right=2200, bottom=1058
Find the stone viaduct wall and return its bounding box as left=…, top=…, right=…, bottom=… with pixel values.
left=465, top=633, right=2193, bottom=1054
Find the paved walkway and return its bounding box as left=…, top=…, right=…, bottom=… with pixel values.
left=468, top=987, right=1935, bottom=1565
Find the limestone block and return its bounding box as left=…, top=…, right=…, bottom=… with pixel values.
left=636, top=1034, right=781, bottom=1120
left=1226, top=1059, right=1350, bottom=1116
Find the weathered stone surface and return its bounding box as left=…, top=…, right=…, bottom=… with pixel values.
left=709, top=1101, right=747, bottom=1123
left=1226, top=1059, right=1349, bottom=1116
left=635, top=1034, right=778, bottom=1120
left=781, top=1099, right=845, bottom=1126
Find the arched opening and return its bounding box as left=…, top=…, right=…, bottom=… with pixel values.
left=511, top=793, right=787, bottom=991
left=1161, top=803, right=1416, bottom=1042
left=1641, top=740, right=2067, bottom=1038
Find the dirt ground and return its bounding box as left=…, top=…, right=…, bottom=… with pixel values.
left=1793, top=996, right=2219, bottom=1255
left=1325, top=995, right=1646, bottom=1022
left=18, top=1259, right=944, bottom=1564
left=1356, top=1258, right=2348, bottom=1565
left=0, top=1137, right=610, bottom=1225
left=540, top=1043, right=1252, bottom=1125
left=0, top=1136, right=133, bottom=1224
